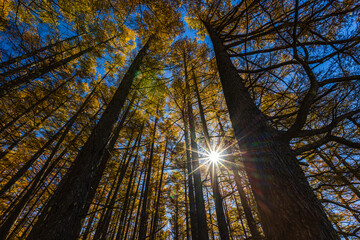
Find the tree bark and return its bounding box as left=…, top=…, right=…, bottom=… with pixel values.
left=204, top=22, right=339, bottom=240
left=26, top=38, right=152, bottom=240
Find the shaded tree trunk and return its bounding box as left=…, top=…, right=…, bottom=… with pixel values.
left=26, top=38, right=152, bottom=240
left=150, top=139, right=168, bottom=240
left=192, top=70, right=230, bottom=240
left=204, top=22, right=339, bottom=240
left=184, top=58, right=209, bottom=240
left=0, top=35, right=116, bottom=97
left=182, top=106, right=199, bottom=240
left=138, top=110, right=159, bottom=240
left=232, top=168, right=262, bottom=240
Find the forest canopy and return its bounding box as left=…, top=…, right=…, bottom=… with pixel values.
left=0, top=0, right=359, bottom=239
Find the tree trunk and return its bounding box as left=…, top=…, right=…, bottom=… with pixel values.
left=150, top=140, right=168, bottom=240
left=0, top=35, right=116, bottom=97
left=204, top=22, right=339, bottom=240
left=183, top=107, right=199, bottom=240
left=192, top=70, right=230, bottom=240
left=26, top=38, right=152, bottom=240
left=0, top=81, right=96, bottom=197
left=94, top=128, right=141, bottom=240
left=232, top=168, right=262, bottom=239
left=187, top=99, right=209, bottom=240
left=115, top=126, right=144, bottom=240
left=0, top=34, right=82, bottom=69
left=185, top=61, right=209, bottom=240
left=138, top=111, right=159, bottom=240
left=0, top=75, right=73, bottom=136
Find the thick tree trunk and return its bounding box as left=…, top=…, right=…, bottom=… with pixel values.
left=204, top=22, right=339, bottom=240
left=26, top=38, right=152, bottom=240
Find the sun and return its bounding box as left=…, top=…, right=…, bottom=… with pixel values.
left=209, top=151, right=220, bottom=163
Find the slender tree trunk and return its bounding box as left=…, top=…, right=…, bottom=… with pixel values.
left=173, top=195, right=180, bottom=240
left=0, top=82, right=96, bottom=197
left=185, top=61, right=209, bottom=240
left=0, top=35, right=116, bottom=96
left=204, top=22, right=339, bottom=240
left=192, top=70, right=230, bottom=240
left=184, top=169, right=191, bottom=240
left=0, top=98, right=67, bottom=160
left=205, top=186, right=215, bottom=240
left=0, top=75, right=73, bottom=136
left=131, top=147, right=150, bottom=240
left=0, top=34, right=82, bottom=69
left=26, top=38, right=152, bottom=240
left=94, top=128, right=141, bottom=240
left=115, top=126, right=144, bottom=240
left=187, top=100, right=209, bottom=240
left=138, top=111, right=159, bottom=240
left=232, top=168, right=262, bottom=239
left=150, top=140, right=168, bottom=240
left=183, top=107, right=199, bottom=240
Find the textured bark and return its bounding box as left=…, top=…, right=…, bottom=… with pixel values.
left=232, top=169, right=262, bottom=239
left=204, top=22, right=339, bottom=240
left=26, top=38, right=152, bottom=240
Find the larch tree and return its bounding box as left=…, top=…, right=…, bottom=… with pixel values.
left=1, top=0, right=359, bottom=239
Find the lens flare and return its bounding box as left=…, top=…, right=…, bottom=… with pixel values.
left=209, top=151, right=220, bottom=163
